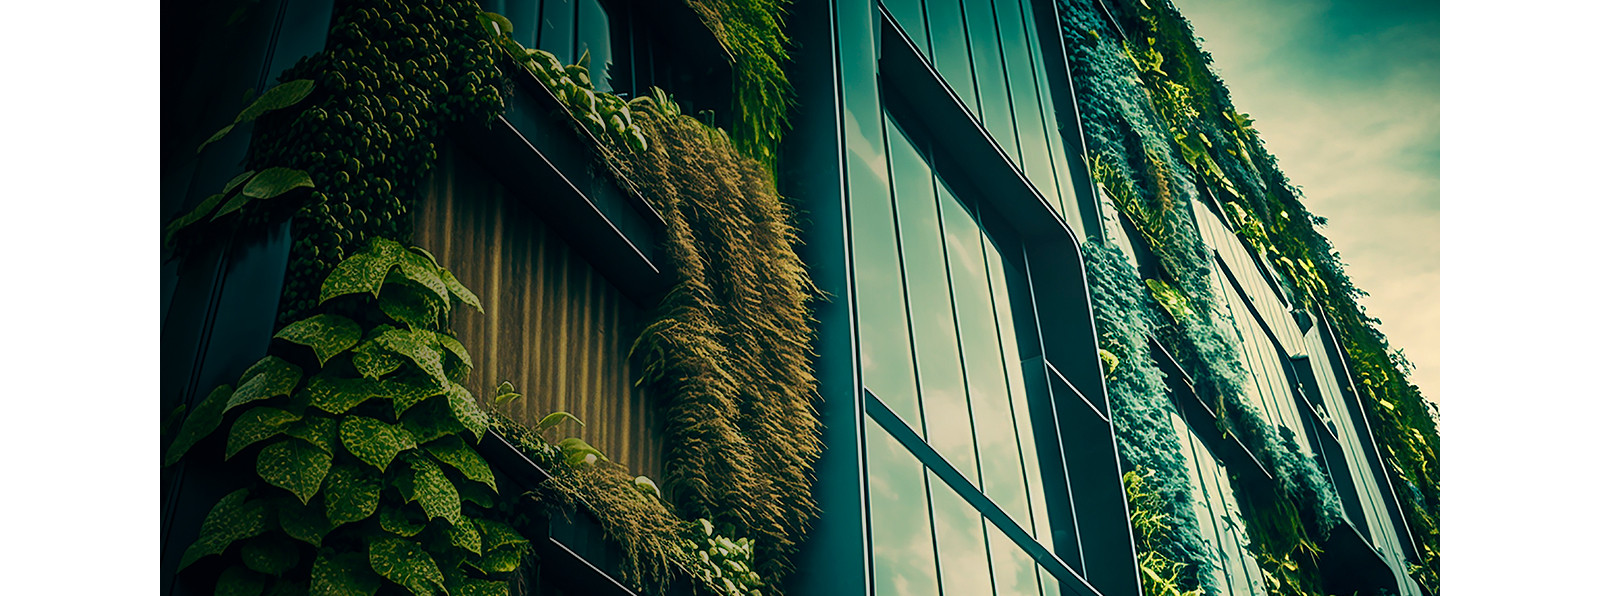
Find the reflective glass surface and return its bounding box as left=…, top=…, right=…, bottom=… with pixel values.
left=867, top=422, right=940, bottom=596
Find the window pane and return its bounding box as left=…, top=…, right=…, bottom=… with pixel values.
left=539, top=0, right=574, bottom=63
left=889, top=120, right=981, bottom=480
left=576, top=0, right=612, bottom=92
left=867, top=422, right=940, bottom=596
left=964, top=0, right=1020, bottom=161
left=882, top=0, right=929, bottom=54
left=925, top=0, right=978, bottom=108
left=987, top=521, right=1042, bottom=596
left=930, top=478, right=995, bottom=596
left=855, top=118, right=923, bottom=432
left=987, top=233, right=1055, bottom=551
left=941, top=186, right=1033, bottom=531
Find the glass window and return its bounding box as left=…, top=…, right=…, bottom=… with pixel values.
left=924, top=0, right=978, bottom=108
left=866, top=422, right=940, bottom=596
left=576, top=0, right=613, bottom=92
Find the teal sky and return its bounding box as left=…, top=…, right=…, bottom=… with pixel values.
left=1174, top=0, right=1441, bottom=404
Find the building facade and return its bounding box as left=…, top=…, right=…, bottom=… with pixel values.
left=161, top=1, right=1438, bottom=595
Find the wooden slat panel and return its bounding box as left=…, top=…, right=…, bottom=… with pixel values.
left=415, top=144, right=664, bottom=479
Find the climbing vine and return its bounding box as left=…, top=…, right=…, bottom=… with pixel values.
left=164, top=238, right=530, bottom=595
left=683, top=0, right=796, bottom=169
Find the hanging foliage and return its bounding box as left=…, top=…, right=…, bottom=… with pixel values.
left=606, top=98, right=821, bottom=589
left=683, top=0, right=796, bottom=169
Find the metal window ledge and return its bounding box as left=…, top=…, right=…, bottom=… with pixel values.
left=453, top=65, right=671, bottom=308
left=1146, top=338, right=1274, bottom=486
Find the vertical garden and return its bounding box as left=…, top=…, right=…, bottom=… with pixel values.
left=161, top=0, right=1438, bottom=594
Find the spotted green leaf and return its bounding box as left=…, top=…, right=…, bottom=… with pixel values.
left=432, top=332, right=472, bottom=371
left=340, top=416, right=408, bottom=472
left=321, top=238, right=407, bottom=303
left=217, top=565, right=265, bottom=596
left=241, top=534, right=300, bottom=575
left=379, top=284, right=440, bottom=330
left=277, top=496, right=332, bottom=547
left=257, top=438, right=332, bottom=504
left=165, top=384, right=234, bottom=467
left=425, top=435, right=496, bottom=491
left=445, top=575, right=508, bottom=596
left=474, top=546, right=524, bottom=574
left=311, top=552, right=381, bottom=596
left=285, top=414, right=338, bottom=454
left=275, top=314, right=362, bottom=365
left=324, top=464, right=383, bottom=528
left=438, top=269, right=482, bottom=312
left=368, top=536, right=446, bottom=596
left=376, top=329, right=447, bottom=386
left=379, top=505, right=428, bottom=537
left=226, top=356, right=303, bottom=414
left=226, top=407, right=302, bottom=459
left=350, top=339, right=404, bottom=379
left=476, top=518, right=528, bottom=552
left=179, top=489, right=270, bottom=570
left=448, top=517, right=483, bottom=555
left=305, top=375, right=385, bottom=415
left=397, top=250, right=451, bottom=308
left=402, top=455, right=460, bottom=525
left=446, top=383, right=488, bottom=442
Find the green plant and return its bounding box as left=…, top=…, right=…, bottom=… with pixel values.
left=1124, top=469, right=1203, bottom=596
left=1145, top=279, right=1193, bottom=322
left=164, top=237, right=530, bottom=595
left=683, top=0, right=796, bottom=169
left=608, top=96, right=820, bottom=588
left=679, top=518, right=766, bottom=596
left=475, top=12, right=651, bottom=153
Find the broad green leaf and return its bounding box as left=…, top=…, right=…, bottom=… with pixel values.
left=340, top=416, right=407, bottom=472
left=324, top=464, right=383, bottom=528
left=401, top=398, right=466, bottom=445
left=242, top=168, right=315, bottom=200
left=275, top=314, right=362, bottom=365
left=397, top=250, right=452, bottom=308
left=431, top=332, right=472, bottom=371
left=388, top=378, right=442, bottom=418
left=179, top=489, right=270, bottom=570
left=285, top=414, right=338, bottom=454
left=1145, top=279, right=1193, bottom=321
left=476, top=518, right=528, bottom=552
left=278, top=496, right=332, bottom=547
left=163, top=190, right=229, bottom=244
left=378, top=284, right=440, bottom=330
left=438, top=269, right=482, bottom=312
left=351, top=339, right=404, bottom=379
left=457, top=479, right=498, bottom=510
left=226, top=356, right=303, bottom=414
left=368, top=536, right=446, bottom=596
left=263, top=577, right=309, bottom=596
left=534, top=411, right=583, bottom=434
left=257, top=438, right=333, bottom=504
left=305, top=375, right=385, bottom=415
left=196, top=123, right=236, bottom=154
left=448, top=517, right=482, bottom=555
left=376, top=329, right=448, bottom=386
left=217, top=565, right=265, bottom=596
left=557, top=437, right=606, bottom=467
left=311, top=552, right=381, bottom=596
left=321, top=253, right=391, bottom=303
left=211, top=192, right=252, bottom=221
left=222, top=170, right=255, bottom=194
left=402, top=455, right=460, bottom=525
left=446, top=383, right=488, bottom=441
left=379, top=505, right=428, bottom=537
left=165, top=384, right=234, bottom=466
left=477, top=12, right=513, bottom=37
left=236, top=79, right=315, bottom=123
left=493, top=381, right=521, bottom=405
left=241, top=534, right=300, bottom=575
left=226, top=407, right=303, bottom=459
left=425, top=435, right=496, bottom=491
left=474, top=546, right=524, bottom=574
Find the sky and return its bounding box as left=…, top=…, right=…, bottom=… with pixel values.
left=1172, top=0, right=1441, bottom=405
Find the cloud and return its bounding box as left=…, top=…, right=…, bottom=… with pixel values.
left=1176, top=0, right=1441, bottom=403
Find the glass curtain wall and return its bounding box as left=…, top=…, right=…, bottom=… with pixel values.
left=877, top=0, right=1082, bottom=232
left=858, top=109, right=1063, bottom=596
